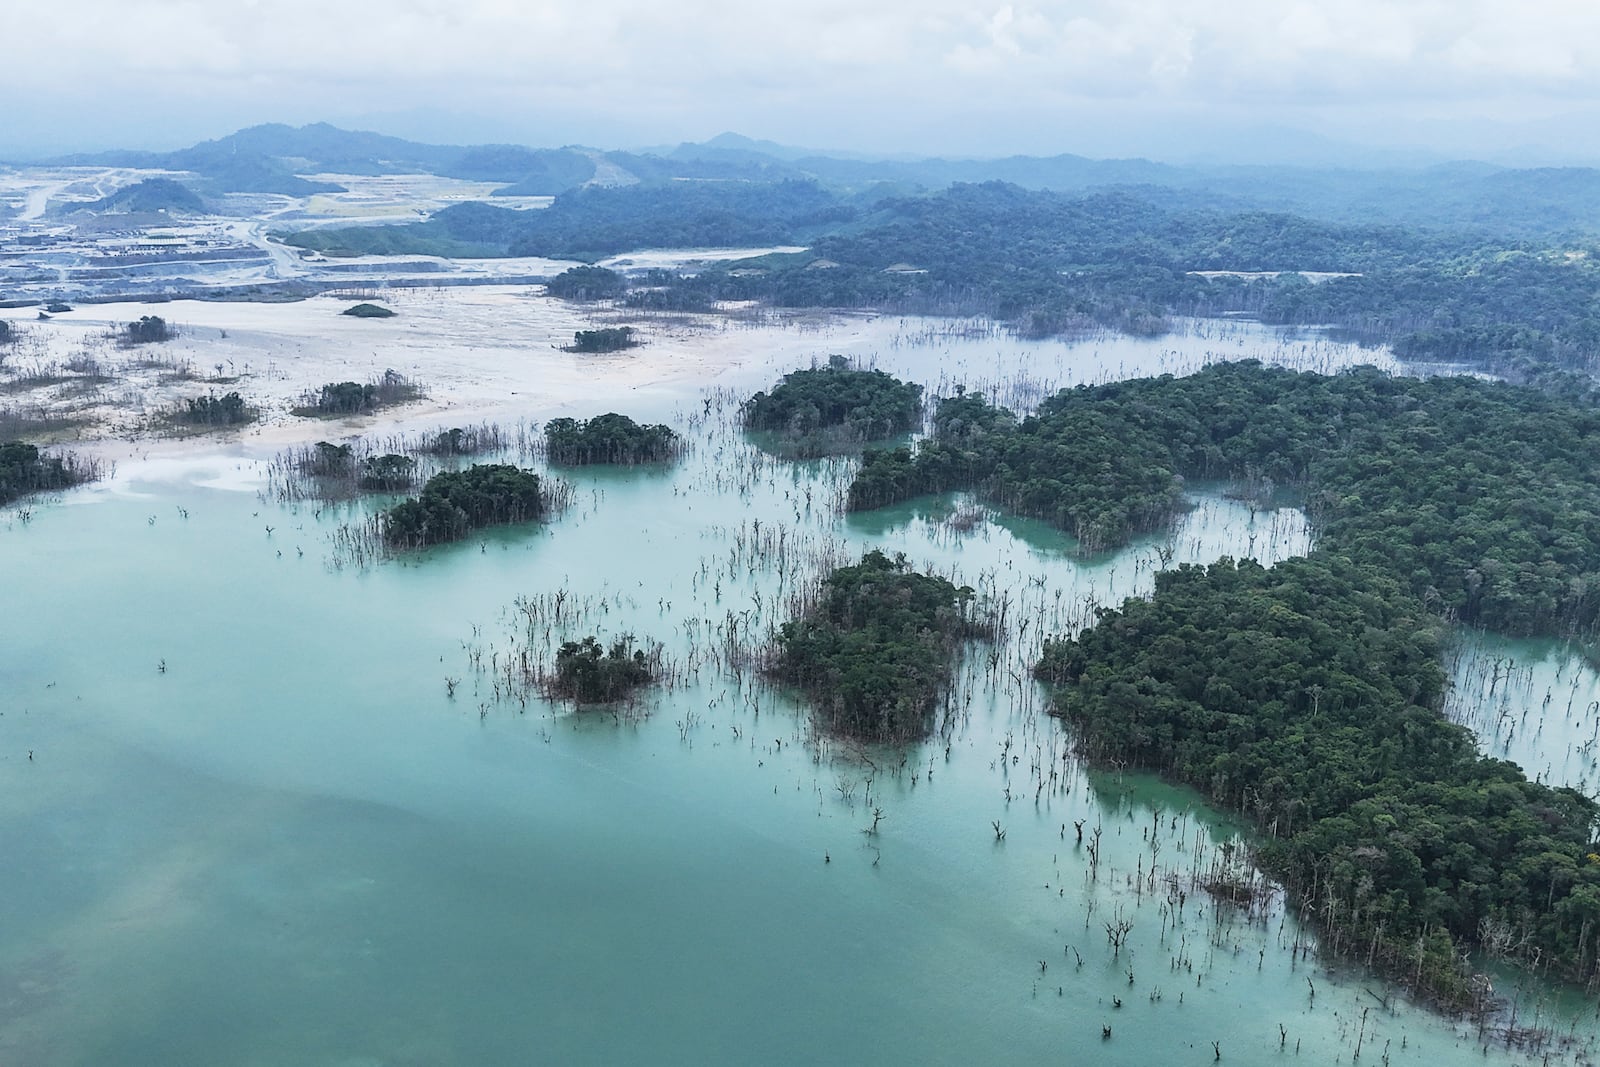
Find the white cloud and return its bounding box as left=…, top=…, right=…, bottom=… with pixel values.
left=5, top=0, right=1599, bottom=157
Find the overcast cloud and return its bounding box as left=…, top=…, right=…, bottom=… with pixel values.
left=8, top=0, right=1600, bottom=161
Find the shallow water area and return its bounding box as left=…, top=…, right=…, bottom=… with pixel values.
left=1, top=317, right=1582, bottom=1066
left=1447, top=631, right=1600, bottom=794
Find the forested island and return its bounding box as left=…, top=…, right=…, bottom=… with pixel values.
left=549, top=635, right=656, bottom=705
left=545, top=266, right=626, bottom=301
left=380, top=464, right=557, bottom=549
left=543, top=413, right=682, bottom=465
left=771, top=550, right=985, bottom=742
left=175, top=391, right=253, bottom=428
left=566, top=327, right=639, bottom=353
left=744, top=358, right=923, bottom=456
left=836, top=360, right=1600, bottom=1006
left=122, top=315, right=174, bottom=345
left=342, top=302, right=396, bottom=318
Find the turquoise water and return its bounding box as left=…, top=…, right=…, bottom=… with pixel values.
left=0, top=414, right=1587, bottom=1065
left=1445, top=631, right=1600, bottom=793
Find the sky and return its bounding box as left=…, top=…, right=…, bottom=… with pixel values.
left=8, top=0, right=1600, bottom=163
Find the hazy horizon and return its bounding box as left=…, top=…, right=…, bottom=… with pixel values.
left=6, top=1, right=1600, bottom=167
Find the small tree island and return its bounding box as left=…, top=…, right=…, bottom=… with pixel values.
left=545, top=266, right=626, bottom=301
left=543, top=413, right=684, bottom=465
left=379, top=464, right=560, bottom=549
left=342, top=303, right=396, bottom=318
left=122, top=315, right=175, bottom=345
left=547, top=635, right=657, bottom=706
left=771, top=550, right=986, bottom=742
left=566, top=326, right=639, bottom=353
left=176, top=391, right=253, bottom=428
left=744, top=356, right=924, bottom=456
left=293, top=371, right=424, bottom=417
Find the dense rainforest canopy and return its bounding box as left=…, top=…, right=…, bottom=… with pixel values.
left=289, top=180, right=847, bottom=263
left=772, top=550, right=985, bottom=742
left=875, top=361, right=1600, bottom=1003
left=1037, top=555, right=1600, bottom=1009
left=851, top=361, right=1600, bottom=636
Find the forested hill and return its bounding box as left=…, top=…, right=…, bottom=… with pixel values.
left=291, top=178, right=1600, bottom=379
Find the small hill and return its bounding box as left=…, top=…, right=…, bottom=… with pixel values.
left=484, top=149, right=597, bottom=195
left=76, top=178, right=207, bottom=215
left=342, top=303, right=396, bottom=318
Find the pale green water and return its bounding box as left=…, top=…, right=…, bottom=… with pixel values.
left=1445, top=631, right=1600, bottom=792
left=2, top=382, right=1589, bottom=1064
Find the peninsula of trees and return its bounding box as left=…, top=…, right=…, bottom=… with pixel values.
left=850, top=360, right=1600, bottom=636
left=1038, top=555, right=1597, bottom=1010
left=0, top=441, right=98, bottom=506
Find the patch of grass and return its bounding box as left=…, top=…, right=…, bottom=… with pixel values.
left=0, top=374, right=73, bottom=395
left=0, top=405, right=90, bottom=440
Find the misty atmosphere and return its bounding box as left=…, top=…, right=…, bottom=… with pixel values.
left=5, top=3, right=1600, bottom=1065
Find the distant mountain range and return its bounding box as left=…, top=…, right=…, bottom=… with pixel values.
left=30, top=122, right=1600, bottom=236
